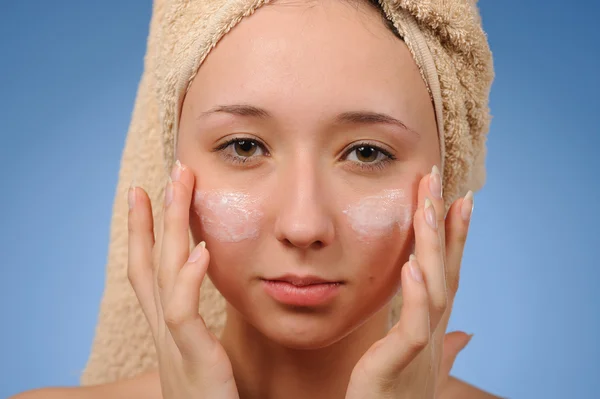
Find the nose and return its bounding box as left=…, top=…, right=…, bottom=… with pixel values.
left=273, top=162, right=335, bottom=250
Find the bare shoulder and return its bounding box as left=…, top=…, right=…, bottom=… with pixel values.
left=440, top=376, right=506, bottom=399
left=9, top=370, right=161, bottom=399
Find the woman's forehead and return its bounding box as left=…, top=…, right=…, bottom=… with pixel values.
left=185, top=0, right=436, bottom=138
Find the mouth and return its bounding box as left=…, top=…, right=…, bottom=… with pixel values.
left=261, top=274, right=344, bottom=307
left=265, top=274, right=343, bottom=287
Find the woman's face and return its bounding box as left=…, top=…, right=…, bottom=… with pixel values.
left=177, top=0, right=440, bottom=349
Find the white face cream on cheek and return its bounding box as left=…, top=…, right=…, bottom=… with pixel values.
left=342, top=189, right=414, bottom=241
left=193, top=190, right=264, bottom=243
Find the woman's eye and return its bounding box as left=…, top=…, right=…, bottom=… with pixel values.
left=216, top=138, right=267, bottom=164
left=233, top=140, right=260, bottom=157
left=345, top=145, right=389, bottom=164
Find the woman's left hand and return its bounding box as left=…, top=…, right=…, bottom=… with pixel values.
left=345, top=165, right=475, bottom=399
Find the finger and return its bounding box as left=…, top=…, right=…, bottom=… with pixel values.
left=413, top=165, right=447, bottom=331
left=444, top=191, right=474, bottom=299
left=439, top=331, right=473, bottom=379
left=164, top=241, right=218, bottom=363
left=435, top=192, right=474, bottom=337
left=127, top=185, right=159, bottom=335
left=157, top=160, right=195, bottom=305
left=371, top=256, right=430, bottom=380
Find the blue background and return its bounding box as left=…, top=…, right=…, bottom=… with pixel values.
left=1, top=1, right=598, bottom=398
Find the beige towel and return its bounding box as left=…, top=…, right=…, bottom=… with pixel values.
left=81, top=0, right=494, bottom=385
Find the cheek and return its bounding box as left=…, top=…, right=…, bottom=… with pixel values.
left=342, top=189, right=414, bottom=241
left=188, top=190, right=263, bottom=306
left=341, top=188, right=415, bottom=297
left=192, top=190, right=264, bottom=243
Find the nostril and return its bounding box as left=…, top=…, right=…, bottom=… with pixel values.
left=281, top=238, right=324, bottom=250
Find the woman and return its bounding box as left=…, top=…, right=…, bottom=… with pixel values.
left=13, top=0, right=500, bottom=397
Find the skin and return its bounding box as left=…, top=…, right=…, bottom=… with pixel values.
left=11, top=0, right=504, bottom=398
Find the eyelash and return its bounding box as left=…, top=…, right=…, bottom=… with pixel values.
left=214, top=136, right=396, bottom=171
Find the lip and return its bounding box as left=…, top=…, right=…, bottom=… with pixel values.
left=266, top=274, right=342, bottom=286
left=261, top=275, right=343, bottom=307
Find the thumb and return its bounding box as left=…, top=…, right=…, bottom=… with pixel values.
left=439, top=331, right=473, bottom=377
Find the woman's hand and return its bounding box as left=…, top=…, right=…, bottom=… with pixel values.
left=127, top=161, right=239, bottom=399
left=345, top=165, right=474, bottom=399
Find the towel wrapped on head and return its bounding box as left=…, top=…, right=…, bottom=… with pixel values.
left=81, top=0, right=493, bottom=385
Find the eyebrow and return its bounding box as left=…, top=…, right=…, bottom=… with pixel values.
left=201, top=104, right=270, bottom=118
left=200, top=104, right=420, bottom=137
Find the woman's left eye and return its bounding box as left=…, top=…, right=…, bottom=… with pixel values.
left=343, top=144, right=395, bottom=169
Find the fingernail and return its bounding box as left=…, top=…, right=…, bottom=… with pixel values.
left=408, top=254, right=423, bottom=283
left=165, top=179, right=173, bottom=207
left=461, top=191, right=474, bottom=221
left=171, top=159, right=184, bottom=182
left=187, top=242, right=205, bottom=263
left=424, top=197, right=437, bottom=229
left=429, top=165, right=443, bottom=199
left=128, top=182, right=136, bottom=210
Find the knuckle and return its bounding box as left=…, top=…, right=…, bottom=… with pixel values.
left=156, top=272, right=168, bottom=291
left=355, top=357, right=380, bottom=380
left=397, top=323, right=429, bottom=351
left=127, top=262, right=152, bottom=291
left=164, top=307, right=186, bottom=328
left=127, top=265, right=141, bottom=286
left=407, top=330, right=429, bottom=352
left=431, top=293, right=448, bottom=314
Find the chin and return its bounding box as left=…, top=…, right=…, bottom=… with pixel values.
left=254, top=310, right=356, bottom=350
left=242, top=290, right=392, bottom=351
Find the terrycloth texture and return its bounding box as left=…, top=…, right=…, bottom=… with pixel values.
left=81, top=0, right=494, bottom=385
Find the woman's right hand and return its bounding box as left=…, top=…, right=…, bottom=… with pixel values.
left=127, top=160, right=239, bottom=399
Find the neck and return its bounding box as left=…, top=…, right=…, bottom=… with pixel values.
left=219, top=303, right=392, bottom=399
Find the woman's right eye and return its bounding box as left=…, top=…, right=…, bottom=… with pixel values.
left=216, top=138, right=268, bottom=164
